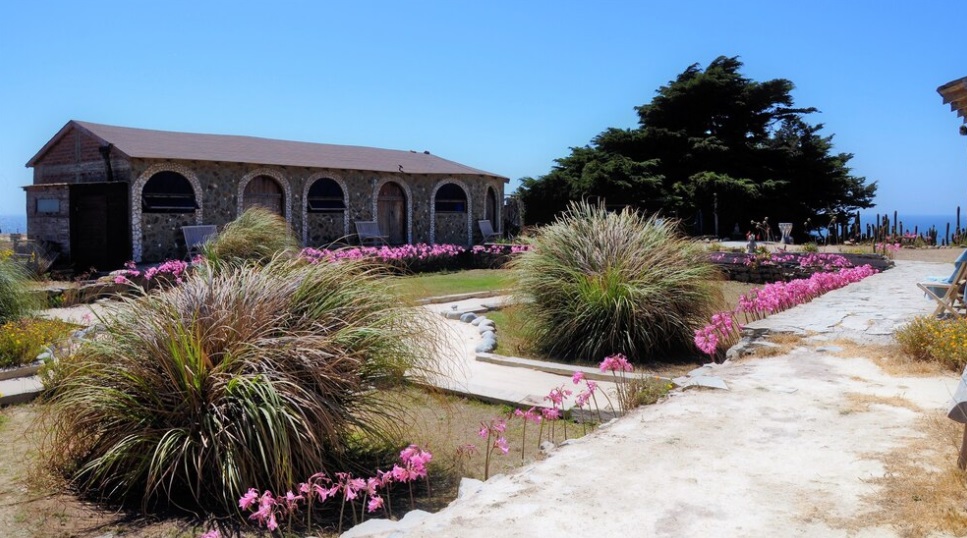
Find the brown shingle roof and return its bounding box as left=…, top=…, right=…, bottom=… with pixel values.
left=28, top=120, right=508, bottom=180
left=938, top=77, right=967, bottom=124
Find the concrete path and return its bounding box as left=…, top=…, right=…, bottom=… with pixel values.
left=346, top=259, right=963, bottom=538
left=422, top=296, right=625, bottom=414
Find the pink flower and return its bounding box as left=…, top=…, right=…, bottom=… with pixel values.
left=248, top=491, right=276, bottom=527
left=495, top=437, right=509, bottom=454
left=542, top=408, right=560, bottom=420
left=200, top=530, right=221, bottom=538
left=283, top=490, right=303, bottom=510
left=238, top=488, right=259, bottom=510
left=572, top=371, right=585, bottom=384
left=367, top=495, right=384, bottom=513
left=600, top=353, right=633, bottom=372
left=515, top=407, right=541, bottom=424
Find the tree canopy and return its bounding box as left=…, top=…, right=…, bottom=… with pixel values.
left=518, top=56, right=876, bottom=238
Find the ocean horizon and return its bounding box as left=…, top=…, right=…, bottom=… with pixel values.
left=0, top=214, right=26, bottom=234
left=858, top=212, right=967, bottom=236
left=2, top=212, right=961, bottom=239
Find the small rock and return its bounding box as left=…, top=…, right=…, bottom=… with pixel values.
left=460, top=312, right=478, bottom=323
left=457, top=477, right=484, bottom=500
left=444, top=311, right=463, bottom=320
left=816, top=345, right=843, bottom=353
left=477, top=324, right=497, bottom=334
left=480, top=330, right=496, bottom=340
left=539, top=440, right=556, bottom=453
left=470, top=316, right=489, bottom=326
left=475, top=338, right=497, bottom=353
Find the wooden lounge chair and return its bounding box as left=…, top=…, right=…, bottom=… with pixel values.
left=354, top=221, right=388, bottom=246
left=478, top=220, right=500, bottom=243
left=182, top=225, right=218, bottom=258
left=918, top=250, right=967, bottom=318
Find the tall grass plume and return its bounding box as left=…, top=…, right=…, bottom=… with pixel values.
left=511, top=202, right=721, bottom=362
left=43, top=254, right=441, bottom=515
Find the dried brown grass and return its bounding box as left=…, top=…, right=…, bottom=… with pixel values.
left=863, top=414, right=967, bottom=538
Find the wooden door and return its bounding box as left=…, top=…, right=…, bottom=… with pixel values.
left=70, top=183, right=130, bottom=271
left=243, top=176, right=284, bottom=216
left=377, top=182, right=407, bottom=244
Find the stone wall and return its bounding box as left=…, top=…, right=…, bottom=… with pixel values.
left=23, top=184, right=71, bottom=258
left=128, top=160, right=505, bottom=261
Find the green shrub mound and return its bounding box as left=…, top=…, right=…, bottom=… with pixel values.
left=511, top=202, right=721, bottom=362
left=44, top=255, right=439, bottom=514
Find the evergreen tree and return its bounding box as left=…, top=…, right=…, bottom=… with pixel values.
left=518, top=56, right=876, bottom=238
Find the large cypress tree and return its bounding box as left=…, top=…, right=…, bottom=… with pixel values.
left=518, top=56, right=876, bottom=238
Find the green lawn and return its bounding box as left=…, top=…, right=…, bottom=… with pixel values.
left=392, top=269, right=511, bottom=300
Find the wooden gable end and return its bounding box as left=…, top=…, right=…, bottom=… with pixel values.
left=30, top=122, right=117, bottom=185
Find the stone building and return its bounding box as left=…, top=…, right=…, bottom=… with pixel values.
left=24, top=120, right=507, bottom=269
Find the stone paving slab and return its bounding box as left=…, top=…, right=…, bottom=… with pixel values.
left=742, top=260, right=943, bottom=345
left=0, top=376, right=43, bottom=406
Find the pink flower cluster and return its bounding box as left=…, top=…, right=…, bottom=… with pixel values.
left=302, top=243, right=468, bottom=264
left=694, top=264, right=879, bottom=356
left=113, top=259, right=189, bottom=285
left=875, top=242, right=901, bottom=257
left=238, top=444, right=432, bottom=532
left=600, top=353, right=633, bottom=372
left=471, top=244, right=531, bottom=255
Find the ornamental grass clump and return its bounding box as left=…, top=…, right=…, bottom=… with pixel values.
left=43, top=254, right=440, bottom=515
left=201, top=207, right=300, bottom=268
left=511, top=202, right=721, bottom=362
left=0, top=257, right=41, bottom=323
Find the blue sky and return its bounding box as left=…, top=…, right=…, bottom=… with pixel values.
left=1, top=1, right=964, bottom=217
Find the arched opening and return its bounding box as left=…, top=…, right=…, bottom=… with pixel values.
left=306, top=178, right=346, bottom=212
left=485, top=187, right=498, bottom=224
left=377, top=181, right=408, bottom=244
left=434, top=183, right=468, bottom=213
left=141, top=171, right=197, bottom=213
left=243, top=175, right=284, bottom=216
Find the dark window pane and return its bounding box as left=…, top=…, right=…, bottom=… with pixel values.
left=307, top=178, right=346, bottom=212
left=142, top=171, right=197, bottom=213
left=434, top=183, right=467, bottom=213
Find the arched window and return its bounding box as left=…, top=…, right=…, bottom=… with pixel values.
left=307, top=178, right=346, bottom=212
left=434, top=183, right=467, bottom=213
left=141, top=171, right=197, bottom=213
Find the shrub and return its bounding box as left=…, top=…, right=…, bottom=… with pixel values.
left=799, top=242, right=819, bottom=253
left=43, top=255, right=440, bottom=515
left=511, top=202, right=722, bottom=362
left=895, top=316, right=967, bottom=370
left=0, top=257, right=41, bottom=323
left=201, top=207, right=300, bottom=267
left=0, top=318, right=77, bottom=369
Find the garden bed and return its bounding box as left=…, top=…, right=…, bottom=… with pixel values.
left=710, top=251, right=892, bottom=284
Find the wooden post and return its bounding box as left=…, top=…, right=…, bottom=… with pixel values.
left=959, top=425, right=967, bottom=470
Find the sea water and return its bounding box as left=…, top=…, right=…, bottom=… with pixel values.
left=0, top=214, right=27, bottom=234
left=859, top=212, right=966, bottom=236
